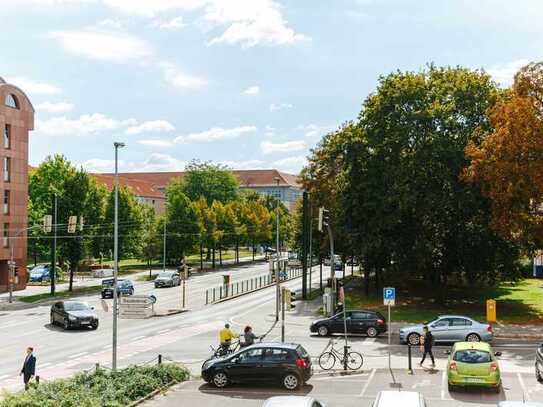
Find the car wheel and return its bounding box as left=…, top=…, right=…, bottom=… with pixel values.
left=448, top=383, right=455, bottom=392
left=465, top=333, right=480, bottom=342
left=317, top=325, right=329, bottom=337
left=50, top=313, right=55, bottom=326
left=366, top=327, right=378, bottom=338
left=212, top=371, right=229, bottom=388
left=63, top=318, right=70, bottom=330
left=129, top=289, right=134, bottom=295
left=536, top=362, right=543, bottom=382
left=493, top=384, right=501, bottom=394
left=283, top=373, right=301, bottom=390
left=91, top=321, right=99, bottom=330
left=407, top=333, right=420, bottom=346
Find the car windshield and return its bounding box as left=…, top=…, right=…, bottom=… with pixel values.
left=102, top=279, right=119, bottom=287
left=64, top=302, right=90, bottom=311
left=158, top=273, right=173, bottom=278
left=31, top=269, right=46, bottom=275
left=453, top=349, right=491, bottom=364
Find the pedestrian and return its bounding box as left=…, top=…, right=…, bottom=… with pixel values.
left=20, top=347, right=36, bottom=390
left=419, top=326, right=435, bottom=368
left=241, top=325, right=261, bottom=348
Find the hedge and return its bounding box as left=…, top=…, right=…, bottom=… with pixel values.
left=0, top=363, right=189, bottom=407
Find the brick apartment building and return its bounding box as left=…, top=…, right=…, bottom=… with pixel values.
left=95, top=169, right=302, bottom=214
left=0, top=77, right=33, bottom=292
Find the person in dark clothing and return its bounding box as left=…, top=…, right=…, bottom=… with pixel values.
left=419, top=326, right=435, bottom=367
left=20, top=347, right=36, bottom=390
left=241, top=326, right=261, bottom=348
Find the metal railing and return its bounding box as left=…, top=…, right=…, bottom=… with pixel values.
left=205, top=266, right=303, bottom=304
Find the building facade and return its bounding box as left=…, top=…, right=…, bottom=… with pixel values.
left=98, top=169, right=302, bottom=212
left=0, top=77, right=33, bottom=292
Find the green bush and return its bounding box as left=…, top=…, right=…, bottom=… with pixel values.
left=0, top=363, right=189, bottom=407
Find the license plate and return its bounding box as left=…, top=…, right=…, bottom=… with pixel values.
left=80, top=321, right=90, bottom=325
left=465, top=377, right=484, bottom=383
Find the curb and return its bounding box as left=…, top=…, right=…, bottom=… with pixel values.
left=128, top=379, right=180, bottom=406
left=153, top=309, right=189, bottom=317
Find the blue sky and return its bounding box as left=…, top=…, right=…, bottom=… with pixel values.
left=1, top=0, right=542, bottom=174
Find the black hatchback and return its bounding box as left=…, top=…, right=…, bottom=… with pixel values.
left=202, top=342, right=312, bottom=390
left=310, top=310, right=387, bottom=337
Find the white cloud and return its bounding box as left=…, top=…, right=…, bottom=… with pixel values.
left=125, top=120, right=175, bottom=135
left=97, top=18, right=125, bottom=30
left=487, top=59, right=529, bottom=87
left=159, top=62, right=208, bottom=89
left=153, top=16, right=186, bottom=30
left=81, top=158, right=118, bottom=173
left=175, top=125, right=256, bottom=143
left=50, top=30, right=152, bottom=62
left=8, top=77, right=61, bottom=95
left=243, top=85, right=260, bottom=95
left=219, top=159, right=266, bottom=169
left=138, top=153, right=186, bottom=171
left=261, top=140, right=306, bottom=154
left=36, top=102, right=74, bottom=113
left=272, top=155, right=306, bottom=171
left=103, top=0, right=206, bottom=17
left=137, top=139, right=173, bottom=147
left=270, top=102, right=293, bottom=112
left=36, top=113, right=136, bottom=136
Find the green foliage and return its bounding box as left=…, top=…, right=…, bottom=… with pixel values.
left=0, top=363, right=189, bottom=407
left=179, top=160, right=240, bottom=204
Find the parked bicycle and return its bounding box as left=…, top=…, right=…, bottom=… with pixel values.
left=209, top=340, right=241, bottom=359
left=318, top=338, right=363, bottom=370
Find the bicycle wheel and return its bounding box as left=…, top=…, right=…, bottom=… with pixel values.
left=346, top=351, right=364, bottom=370
left=318, top=352, right=336, bottom=370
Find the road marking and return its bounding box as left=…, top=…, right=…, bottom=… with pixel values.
left=517, top=372, right=530, bottom=401
left=158, top=329, right=171, bottom=334
left=361, top=338, right=376, bottom=345
left=0, top=374, right=9, bottom=380
left=441, top=370, right=447, bottom=400
left=314, top=372, right=369, bottom=381
left=40, top=362, right=52, bottom=368
left=132, top=335, right=147, bottom=341
left=359, top=368, right=375, bottom=397
left=68, top=352, right=88, bottom=359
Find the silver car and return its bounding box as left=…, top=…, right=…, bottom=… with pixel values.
left=498, top=403, right=543, bottom=407
left=399, top=315, right=493, bottom=345
left=154, top=271, right=181, bottom=288
left=263, top=397, right=325, bottom=407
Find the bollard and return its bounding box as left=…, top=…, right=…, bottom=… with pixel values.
left=206, top=289, right=209, bottom=305
left=259, top=276, right=262, bottom=287
left=407, top=344, right=413, bottom=374
left=95, top=363, right=100, bottom=372
left=158, top=354, right=162, bottom=365
left=36, top=376, right=40, bottom=385
left=220, top=286, right=223, bottom=299
left=236, top=282, right=239, bottom=294
left=213, top=287, right=216, bottom=302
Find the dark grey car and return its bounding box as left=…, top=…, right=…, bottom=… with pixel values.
left=154, top=271, right=181, bottom=288
left=399, top=315, right=493, bottom=345
left=50, top=301, right=99, bottom=330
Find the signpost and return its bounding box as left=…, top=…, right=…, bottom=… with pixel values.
left=119, top=295, right=154, bottom=319
left=384, top=287, right=395, bottom=369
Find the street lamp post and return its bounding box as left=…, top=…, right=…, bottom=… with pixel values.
left=274, top=177, right=281, bottom=323
left=112, top=141, right=125, bottom=372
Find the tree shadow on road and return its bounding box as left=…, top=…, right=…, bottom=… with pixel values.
left=198, top=382, right=313, bottom=401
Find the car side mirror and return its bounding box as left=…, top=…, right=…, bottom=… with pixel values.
left=494, top=352, right=502, bottom=357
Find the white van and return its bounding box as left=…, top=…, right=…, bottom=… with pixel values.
left=372, top=391, right=427, bottom=407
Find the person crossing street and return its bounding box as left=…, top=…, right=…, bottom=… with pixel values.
left=419, top=326, right=435, bottom=368
left=20, top=347, right=36, bottom=390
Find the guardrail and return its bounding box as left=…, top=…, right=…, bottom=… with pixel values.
left=205, top=266, right=303, bottom=304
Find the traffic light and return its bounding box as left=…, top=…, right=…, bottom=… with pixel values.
left=67, top=216, right=77, bottom=233
left=43, top=215, right=52, bottom=233
left=285, top=288, right=296, bottom=310
left=318, top=207, right=329, bottom=232
left=79, top=216, right=85, bottom=231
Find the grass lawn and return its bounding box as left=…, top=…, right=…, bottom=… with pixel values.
left=344, top=277, right=543, bottom=324
left=19, top=285, right=102, bottom=303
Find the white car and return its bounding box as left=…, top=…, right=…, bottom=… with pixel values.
left=372, top=391, right=426, bottom=407
left=93, top=268, right=114, bottom=278
left=262, top=396, right=325, bottom=407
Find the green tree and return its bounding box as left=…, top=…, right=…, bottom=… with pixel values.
left=140, top=205, right=161, bottom=277
left=194, top=197, right=219, bottom=267
left=180, top=160, right=239, bottom=205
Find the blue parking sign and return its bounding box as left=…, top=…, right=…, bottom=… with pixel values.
left=383, top=287, right=395, bottom=305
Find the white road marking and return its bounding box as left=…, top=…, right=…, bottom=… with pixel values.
left=359, top=368, right=375, bottom=396
left=132, top=335, right=146, bottom=342
left=68, top=352, right=88, bottom=359
left=361, top=338, right=376, bottom=345
left=40, top=362, right=52, bottom=368
left=517, top=372, right=530, bottom=401
left=441, top=370, right=447, bottom=400
left=314, top=372, right=369, bottom=381
left=0, top=374, right=9, bottom=380
left=157, top=329, right=171, bottom=334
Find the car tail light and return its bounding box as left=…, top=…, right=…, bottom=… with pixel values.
left=296, top=358, right=308, bottom=368
left=487, top=325, right=493, bottom=333
left=449, top=362, right=457, bottom=371
left=490, top=362, right=498, bottom=371
left=377, top=319, right=384, bottom=325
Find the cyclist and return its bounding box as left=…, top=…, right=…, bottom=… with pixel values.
left=240, top=325, right=262, bottom=348
left=219, top=323, right=238, bottom=354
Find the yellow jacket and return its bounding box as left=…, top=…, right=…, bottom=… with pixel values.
left=219, top=328, right=238, bottom=344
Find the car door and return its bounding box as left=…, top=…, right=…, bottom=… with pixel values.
left=448, top=318, right=472, bottom=341
left=429, top=318, right=451, bottom=342
left=226, top=348, right=264, bottom=382
left=261, top=348, right=294, bottom=381
left=330, top=312, right=351, bottom=334
left=53, top=302, right=64, bottom=323
left=350, top=312, right=370, bottom=334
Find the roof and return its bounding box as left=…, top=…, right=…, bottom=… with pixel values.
left=91, top=173, right=163, bottom=199
left=0, top=76, right=35, bottom=113
left=453, top=341, right=492, bottom=351
left=100, top=169, right=301, bottom=190
left=376, top=391, right=422, bottom=406
left=245, top=342, right=300, bottom=350
left=262, top=397, right=313, bottom=407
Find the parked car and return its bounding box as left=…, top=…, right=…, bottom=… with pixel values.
left=50, top=300, right=99, bottom=330
left=535, top=342, right=543, bottom=382
left=28, top=264, right=60, bottom=282
left=101, top=278, right=134, bottom=298
left=93, top=267, right=114, bottom=278
left=202, top=342, right=312, bottom=390
left=399, top=315, right=493, bottom=345
left=372, top=391, right=426, bottom=407
left=447, top=341, right=501, bottom=393
left=498, top=403, right=543, bottom=407
left=154, top=271, right=181, bottom=288
left=263, top=396, right=325, bottom=407
left=310, top=310, right=386, bottom=337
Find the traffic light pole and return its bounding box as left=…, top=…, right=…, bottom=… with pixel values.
left=281, top=287, right=286, bottom=342
left=50, top=193, right=57, bottom=296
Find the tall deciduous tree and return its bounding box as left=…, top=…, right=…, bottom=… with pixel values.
left=180, top=160, right=240, bottom=205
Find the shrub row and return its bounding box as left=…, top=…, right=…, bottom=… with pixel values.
left=1, top=363, right=189, bottom=407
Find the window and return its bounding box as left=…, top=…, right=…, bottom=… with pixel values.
left=352, top=312, right=372, bottom=320
left=3, top=157, right=10, bottom=182
left=5, top=94, right=18, bottom=109
left=3, top=190, right=9, bottom=215
left=3, top=223, right=8, bottom=247
left=3, top=124, right=10, bottom=149
left=451, top=318, right=472, bottom=326
left=453, top=350, right=491, bottom=364
left=433, top=319, right=450, bottom=327
left=238, top=348, right=263, bottom=363
left=263, top=348, right=291, bottom=362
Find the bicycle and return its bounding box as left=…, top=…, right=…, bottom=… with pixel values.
left=209, top=340, right=240, bottom=359
left=318, top=338, right=363, bottom=370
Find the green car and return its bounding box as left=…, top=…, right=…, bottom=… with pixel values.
left=447, top=341, right=502, bottom=393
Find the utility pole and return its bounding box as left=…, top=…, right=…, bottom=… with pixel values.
left=301, top=192, right=309, bottom=299
left=112, top=141, right=125, bottom=372
left=308, top=199, right=313, bottom=296
left=281, top=287, right=286, bottom=342
left=274, top=177, right=281, bottom=322
left=162, top=218, right=166, bottom=273
left=50, top=193, right=57, bottom=296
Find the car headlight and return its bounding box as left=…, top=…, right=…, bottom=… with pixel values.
left=68, top=315, right=77, bottom=321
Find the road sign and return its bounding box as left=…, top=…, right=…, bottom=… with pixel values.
left=383, top=287, right=395, bottom=306
left=119, top=295, right=154, bottom=319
